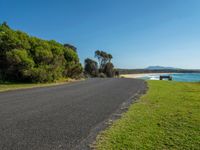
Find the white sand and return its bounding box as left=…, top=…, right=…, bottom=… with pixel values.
left=121, top=73, right=175, bottom=79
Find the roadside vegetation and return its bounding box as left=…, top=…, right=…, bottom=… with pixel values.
left=0, top=22, right=119, bottom=91
left=84, top=50, right=119, bottom=78
left=0, top=22, right=120, bottom=92
left=0, top=78, right=78, bottom=92
left=0, top=22, right=119, bottom=85
left=95, top=81, right=200, bottom=150
left=0, top=22, right=82, bottom=83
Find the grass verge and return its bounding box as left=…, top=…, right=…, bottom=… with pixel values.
left=95, top=81, right=200, bottom=150
left=0, top=78, right=80, bottom=92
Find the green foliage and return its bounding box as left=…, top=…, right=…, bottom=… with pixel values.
left=84, top=58, right=99, bottom=77
left=64, top=43, right=77, bottom=52
left=6, top=49, right=34, bottom=68
left=95, top=50, right=113, bottom=70
left=64, top=48, right=79, bottom=63
left=103, top=62, right=114, bottom=77
left=84, top=50, right=115, bottom=78
left=96, top=81, right=200, bottom=150
left=34, top=46, right=53, bottom=64
left=0, top=23, right=83, bottom=82
left=65, top=62, right=83, bottom=78
left=0, top=80, right=73, bottom=92
left=5, top=49, right=35, bottom=81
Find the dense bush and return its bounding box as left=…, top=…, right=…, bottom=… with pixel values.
left=84, top=50, right=116, bottom=78
left=0, top=22, right=83, bottom=82
left=103, top=62, right=114, bottom=77
left=84, top=58, right=99, bottom=77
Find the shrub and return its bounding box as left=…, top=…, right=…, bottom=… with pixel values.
left=0, top=22, right=83, bottom=82
left=84, top=51, right=115, bottom=78
left=103, top=62, right=114, bottom=77
left=84, top=58, right=99, bottom=77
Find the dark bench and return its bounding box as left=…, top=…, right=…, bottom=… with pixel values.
left=160, top=75, right=172, bottom=81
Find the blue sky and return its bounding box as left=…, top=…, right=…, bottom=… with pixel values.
left=1, top=0, right=200, bottom=69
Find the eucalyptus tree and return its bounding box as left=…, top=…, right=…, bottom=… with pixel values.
left=95, top=50, right=113, bottom=71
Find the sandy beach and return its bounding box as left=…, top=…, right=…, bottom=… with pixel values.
left=121, top=73, right=176, bottom=78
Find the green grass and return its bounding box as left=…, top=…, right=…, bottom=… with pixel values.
left=0, top=78, right=77, bottom=92
left=95, top=81, right=200, bottom=150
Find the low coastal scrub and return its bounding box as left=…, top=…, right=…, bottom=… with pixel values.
left=95, top=81, right=200, bottom=149
left=0, top=22, right=82, bottom=83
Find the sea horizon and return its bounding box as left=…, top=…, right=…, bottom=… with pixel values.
left=121, top=72, right=200, bottom=82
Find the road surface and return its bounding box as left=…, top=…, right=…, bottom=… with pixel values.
left=0, top=78, right=146, bottom=150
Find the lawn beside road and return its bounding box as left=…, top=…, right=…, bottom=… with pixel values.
left=0, top=78, right=77, bottom=92
left=95, top=81, right=200, bottom=150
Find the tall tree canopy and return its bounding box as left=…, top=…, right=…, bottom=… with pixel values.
left=95, top=50, right=113, bottom=71
left=0, top=23, right=83, bottom=82
left=84, top=50, right=115, bottom=78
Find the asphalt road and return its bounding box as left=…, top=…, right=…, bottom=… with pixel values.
left=0, top=78, right=146, bottom=150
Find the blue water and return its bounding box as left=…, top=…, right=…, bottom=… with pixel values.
left=140, top=73, right=200, bottom=82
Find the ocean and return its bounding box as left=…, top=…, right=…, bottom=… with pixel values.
left=140, top=73, right=200, bottom=82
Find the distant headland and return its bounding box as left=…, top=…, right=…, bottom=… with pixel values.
left=117, top=66, right=200, bottom=74
left=145, top=66, right=180, bottom=70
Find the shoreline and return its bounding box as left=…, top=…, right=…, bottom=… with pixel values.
left=120, top=73, right=178, bottom=78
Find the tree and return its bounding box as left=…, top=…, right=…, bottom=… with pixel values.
left=5, top=49, right=35, bottom=81
left=108, top=54, right=113, bottom=63
left=0, top=23, right=83, bottom=82
left=64, top=43, right=77, bottom=52
left=95, top=50, right=113, bottom=71
left=84, top=58, right=98, bottom=77
left=95, top=50, right=101, bottom=67
left=64, top=48, right=79, bottom=63
left=64, top=62, right=83, bottom=78
left=103, top=62, right=114, bottom=77
left=84, top=50, right=115, bottom=78
left=2, top=22, right=10, bottom=28
left=34, top=46, right=53, bottom=64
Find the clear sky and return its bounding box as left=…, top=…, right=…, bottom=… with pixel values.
left=1, top=0, right=200, bottom=69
